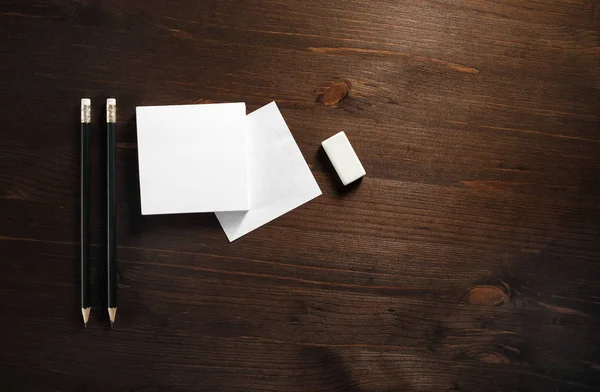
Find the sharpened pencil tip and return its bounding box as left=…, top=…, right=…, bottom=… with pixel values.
left=108, top=307, right=117, bottom=328
left=81, top=308, right=91, bottom=326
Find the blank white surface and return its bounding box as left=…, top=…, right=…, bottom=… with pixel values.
left=321, top=131, right=365, bottom=185
left=215, top=102, right=322, bottom=241
left=136, top=102, right=249, bottom=215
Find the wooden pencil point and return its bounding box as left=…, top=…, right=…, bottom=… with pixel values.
left=81, top=307, right=90, bottom=327
left=108, top=307, right=117, bottom=326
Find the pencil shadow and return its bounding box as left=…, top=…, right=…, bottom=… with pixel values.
left=315, top=145, right=363, bottom=197
left=94, top=94, right=108, bottom=316
left=72, top=103, right=82, bottom=323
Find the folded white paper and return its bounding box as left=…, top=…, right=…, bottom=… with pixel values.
left=136, top=103, right=249, bottom=215
left=216, top=102, right=322, bottom=241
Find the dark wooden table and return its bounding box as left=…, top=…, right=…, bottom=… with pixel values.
left=1, top=1, right=599, bottom=391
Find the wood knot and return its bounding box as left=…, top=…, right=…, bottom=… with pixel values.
left=318, top=82, right=349, bottom=106
left=465, top=285, right=510, bottom=306
left=478, top=352, right=511, bottom=364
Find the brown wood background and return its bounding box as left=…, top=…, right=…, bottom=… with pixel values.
left=1, top=0, right=599, bottom=391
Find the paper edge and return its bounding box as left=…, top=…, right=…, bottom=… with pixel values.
left=219, top=101, right=322, bottom=242
left=222, top=189, right=322, bottom=242
left=136, top=102, right=246, bottom=111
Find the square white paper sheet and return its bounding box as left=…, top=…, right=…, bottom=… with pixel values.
left=215, top=102, right=322, bottom=241
left=136, top=102, right=249, bottom=215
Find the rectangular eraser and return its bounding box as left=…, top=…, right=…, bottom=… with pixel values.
left=321, top=131, right=366, bottom=186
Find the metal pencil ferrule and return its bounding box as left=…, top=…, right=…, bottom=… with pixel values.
left=81, top=102, right=91, bottom=123
left=107, top=101, right=116, bottom=123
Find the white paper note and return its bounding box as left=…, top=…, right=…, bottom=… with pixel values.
left=136, top=103, right=249, bottom=215
left=216, top=102, right=322, bottom=241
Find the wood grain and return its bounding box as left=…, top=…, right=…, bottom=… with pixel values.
left=0, top=0, right=599, bottom=390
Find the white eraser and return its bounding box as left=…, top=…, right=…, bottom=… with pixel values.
left=107, top=98, right=116, bottom=105
left=81, top=98, right=91, bottom=105
left=321, top=131, right=366, bottom=186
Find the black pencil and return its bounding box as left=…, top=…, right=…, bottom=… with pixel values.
left=106, top=98, right=117, bottom=327
left=81, top=98, right=91, bottom=327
